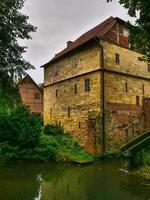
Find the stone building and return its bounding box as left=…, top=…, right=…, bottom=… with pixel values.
left=18, top=75, right=43, bottom=115
left=42, top=17, right=150, bottom=154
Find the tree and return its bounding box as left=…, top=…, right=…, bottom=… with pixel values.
left=107, top=0, right=150, bottom=62
left=0, top=0, right=36, bottom=82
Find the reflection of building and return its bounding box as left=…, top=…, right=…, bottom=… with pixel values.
left=42, top=16, right=150, bottom=153
left=18, top=74, right=43, bottom=115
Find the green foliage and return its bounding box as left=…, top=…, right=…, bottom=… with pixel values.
left=0, top=106, right=42, bottom=149
left=108, top=0, right=150, bottom=62
left=44, top=124, right=64, bottom=135
left=0, top=70, right=21, bottom=113
left=143, top=147, right=150, bottom=165
left=52, top=134, right=93, bottom=163
left=0, top=0, right=36, bottom=81
left=0, top=118, right=93, bottom=163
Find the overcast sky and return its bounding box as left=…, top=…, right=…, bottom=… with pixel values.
left=21, top=0, right=135, bottom=84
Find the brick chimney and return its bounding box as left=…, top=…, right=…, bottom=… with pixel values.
left=67, top=41, right=73, bottom=47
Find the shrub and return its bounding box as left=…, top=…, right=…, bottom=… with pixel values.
left=0, top=143, right=21, bottom=161
left=0, top=106, right=43, bottom=148
left=44, top=124, right=64, bottom=135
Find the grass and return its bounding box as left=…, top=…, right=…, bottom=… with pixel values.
left=43, top=134, right=94, bottom=163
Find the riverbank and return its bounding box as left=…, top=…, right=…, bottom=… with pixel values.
left=134, top=165, right=150, bottom=181
left=0, top=106, right=93, bottom=164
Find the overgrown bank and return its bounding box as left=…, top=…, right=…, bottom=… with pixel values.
left=0, top=106, right=93, bottom=163
left=135, top=148, right=150, bottom=180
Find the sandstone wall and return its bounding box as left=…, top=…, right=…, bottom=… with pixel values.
left=44, top=42, right=100, bottom=86
left=44, top=43, right=101, bottom=152
left=102, top=40, right=149, bottom=78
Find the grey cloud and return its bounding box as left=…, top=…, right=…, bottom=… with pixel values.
left=21, top=0, right=135, bottom=83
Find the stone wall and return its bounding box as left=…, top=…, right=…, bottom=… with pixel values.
left=44, top=42, right=101, bottom=151
left=104, top=72, right=150, bottom=106
left=105, top=103, right=144, bottom=152
left=102, top=40, right=149, bottom=78
left=44, top=42, right=100, bottom=86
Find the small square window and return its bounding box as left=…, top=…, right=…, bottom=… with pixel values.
left=147, top=64, right=150, bottom=72
left=115, top=53, right=120, bottom=64
left=35, top=93, right=40, bottom=99
left=85, top=79, right=90, bottom=92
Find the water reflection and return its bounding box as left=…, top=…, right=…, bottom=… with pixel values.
left=0, top=161, right=149, bottom=200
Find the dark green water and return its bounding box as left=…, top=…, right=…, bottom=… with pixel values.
left=0, top=161, right=149, bottom=200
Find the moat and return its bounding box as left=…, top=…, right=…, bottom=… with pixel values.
left=0, top=161, right=149, bottom=200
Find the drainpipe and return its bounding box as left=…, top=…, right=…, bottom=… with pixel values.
left=95, top=38, right=106, bottom=155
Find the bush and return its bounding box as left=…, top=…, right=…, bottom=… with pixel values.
left=143, top=147, right=150, bottom=165
left=44, top=124, right=64, bottom=135
left=0, top=106, right=42, bottom=148
left=0, top=113, right=93, bottom=163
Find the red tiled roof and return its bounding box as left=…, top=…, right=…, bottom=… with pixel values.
left=42, top=16, right=117, bottom=67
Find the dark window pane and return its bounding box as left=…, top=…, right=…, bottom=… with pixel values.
left=136, top=96, right=140, bottom=105
left=68, top=107, right=71, bottom=118
left=85, top=79, right=90, bottom=92
left=56, top=89, right=58, bottom=97
left=50, top=108, right=52, bottom=117
left=125, top=82, right=128, bottom=92
left=142, top=84, right=145, bottom=95
left=78, top=122, right=81, bottom=128
left=115, top=53, right=120, bottom=64
left=74, top=84, right=77, bottom=94
left=148, top=64, right=150, bottom=72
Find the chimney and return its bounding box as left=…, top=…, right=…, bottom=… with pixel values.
left=67, top=41, right=73, bottom=47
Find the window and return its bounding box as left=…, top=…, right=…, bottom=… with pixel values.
left=59, top=121, right=61, bottom=126
left=74, top=84, right=77, bottom=94
left=142, top=84, right=145, bottom=95
left=85, top=79, right=90, bottom=92
left=115, top=53, right=120, bottom=64
left=136, top=96, right=140, bottom=105
left=71, top=57, right=78, bottom=68
left=78, top=122, right=81, bottom=129
left=68, top=107, right=71, bottom=118
left=35, top=93, right=40, bottom=99
left=54, top=68, right=59, bottom=76
left=56, top=89, right=58, bottom=97
left=50, top=108, right=52, bottom=117
left=148, top=64, right=150, bottom=72
left=125, top=82, right=128, bottom=92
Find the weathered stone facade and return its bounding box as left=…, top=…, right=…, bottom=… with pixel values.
left=43, top=17, right=150, bottom=154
